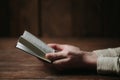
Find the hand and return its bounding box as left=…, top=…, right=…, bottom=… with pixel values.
left=45, top=43, right=97, bottom=70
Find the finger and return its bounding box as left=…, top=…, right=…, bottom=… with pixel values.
left=48, top=43, right=59, bottom=47
left=52, top=58, right=70, bottom=69
left=45, top=52, right=66, bottom=61
left=48, top=43, right=57, bottom=47
left=48, top=43, right=63, bottom=51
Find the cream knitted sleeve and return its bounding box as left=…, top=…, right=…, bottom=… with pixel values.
left=97, top=57, right=120, bottom=75
left=93, top=47, right=120, bottom=75
left=93, top=47, right=120, bottom=57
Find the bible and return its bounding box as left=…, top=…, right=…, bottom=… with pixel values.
left=16, top=31, right=55, bottom=63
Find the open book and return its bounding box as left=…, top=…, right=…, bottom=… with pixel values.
left=16, top=31, right=55, bottom=63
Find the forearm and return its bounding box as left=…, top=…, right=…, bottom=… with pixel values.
left=81, top=51, right=97, bottom=69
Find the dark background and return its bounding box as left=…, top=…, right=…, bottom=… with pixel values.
left=0, top=0, right=120, bottom=38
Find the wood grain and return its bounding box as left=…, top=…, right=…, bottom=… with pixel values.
left=41, top=0, right=72, bottom=37
left=1, top=0, right=120, bottom=38
left=9, top=0, right=39, bottom=37
left=0, top=38, right=120, bottom=79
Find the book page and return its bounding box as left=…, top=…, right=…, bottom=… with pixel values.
left=16, top=31, right=55, bottom=63
left=16, top=42, right=51, bottom=63
left=22, top=31, right=55, bottom=53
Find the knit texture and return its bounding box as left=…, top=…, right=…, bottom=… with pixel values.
left=97, top=57, right=120, bottom=75
left=94, top=47, right=120, bottom=75
left=93, top=47, right=120, bottom=57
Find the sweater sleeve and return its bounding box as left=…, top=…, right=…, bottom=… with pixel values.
left=97, top=57, right=120, bottom=75
left=93, top=47, right=120, bottom=57
left=94, top=47, right=120, bottom=75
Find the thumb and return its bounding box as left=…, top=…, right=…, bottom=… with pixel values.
left=45, top=52, right=66, bottom=61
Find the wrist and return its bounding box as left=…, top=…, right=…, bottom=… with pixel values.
left=83, top=51, right=97, bottom=69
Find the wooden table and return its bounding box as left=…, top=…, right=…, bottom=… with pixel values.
left=0, top=38, right=120, bottom=80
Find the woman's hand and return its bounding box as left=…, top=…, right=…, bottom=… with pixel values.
left=45, top=43, right=97, bottom=70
